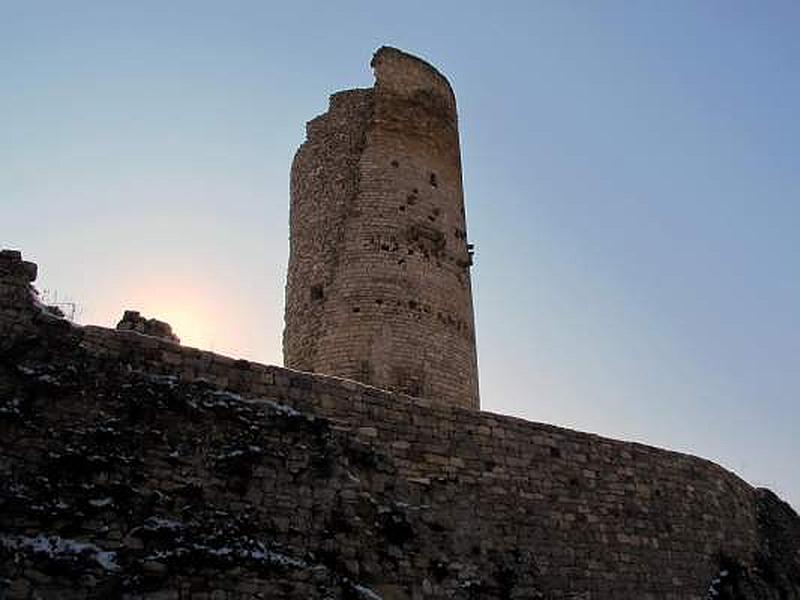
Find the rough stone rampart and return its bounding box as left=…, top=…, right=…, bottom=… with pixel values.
left=4, top=253, right=799, bottom=598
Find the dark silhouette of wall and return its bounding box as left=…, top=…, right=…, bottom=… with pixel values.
left=3, top=251, right=799, bottom=598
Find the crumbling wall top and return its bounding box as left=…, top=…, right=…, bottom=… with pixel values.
left=370, top=46, right=457, bottom=113
left=0, top=249, right=37, bottom=283
left=116, top=310, right=180, bottom=344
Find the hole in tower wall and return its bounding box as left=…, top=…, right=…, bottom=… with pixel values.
left=310, top=285, right=324, bottom=301
left=429, top=173, right=438, bottom=187
left=406, top=381, right=421, bottom=397
left=359, top=360, right=373, bottom=384
left=391, top=160, right=399, bottom=168
left=352, top=307, right=360, bottom=313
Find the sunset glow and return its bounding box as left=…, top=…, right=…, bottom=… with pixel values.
left=118, top=281, right=217, bottom=346
left=82, top=271, right=281, bottom=363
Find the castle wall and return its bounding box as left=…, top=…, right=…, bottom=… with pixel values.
left=284, top=47, right=480, bottom=410
left=73, top=330, right=765, bottom=596
left=3, top=254, right=790, bottom=599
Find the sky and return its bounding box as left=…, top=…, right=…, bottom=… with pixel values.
left=2, top=1, right=798, bottom=508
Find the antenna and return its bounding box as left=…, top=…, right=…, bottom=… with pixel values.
left=40, top=288, right=80, bottom=321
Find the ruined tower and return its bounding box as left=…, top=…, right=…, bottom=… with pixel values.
left=283, top=47, right=479, bottom=410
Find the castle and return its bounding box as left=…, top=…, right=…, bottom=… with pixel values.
left=1, top=48, right=799, bottom=599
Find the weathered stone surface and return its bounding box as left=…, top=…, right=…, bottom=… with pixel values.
left=0, top=249, right=37, bottom=283
left=284, top=47, right=480, bottom=410
left=116, top=310, right=180, bottom=344
left=2, top=252, right=799, bottom=599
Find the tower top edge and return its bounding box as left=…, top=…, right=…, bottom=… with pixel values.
left=370, top=46, right=456, bottom=104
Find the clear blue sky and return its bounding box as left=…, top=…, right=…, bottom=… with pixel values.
left=3, top=1, right=798, bottom=508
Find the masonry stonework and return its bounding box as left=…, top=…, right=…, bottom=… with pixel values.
left=284, top=47, right=480, bottom=410
left=3, top=253, right=799, bottom=599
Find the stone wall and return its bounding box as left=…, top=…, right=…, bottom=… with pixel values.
left=116, top=310, right=180, bottom=344
left=284, top=47, right=480, bottom=410
left=3, top=252, right=799, bottom=599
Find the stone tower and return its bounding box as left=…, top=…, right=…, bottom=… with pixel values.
left=283, top=47, right=479, bottom=410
